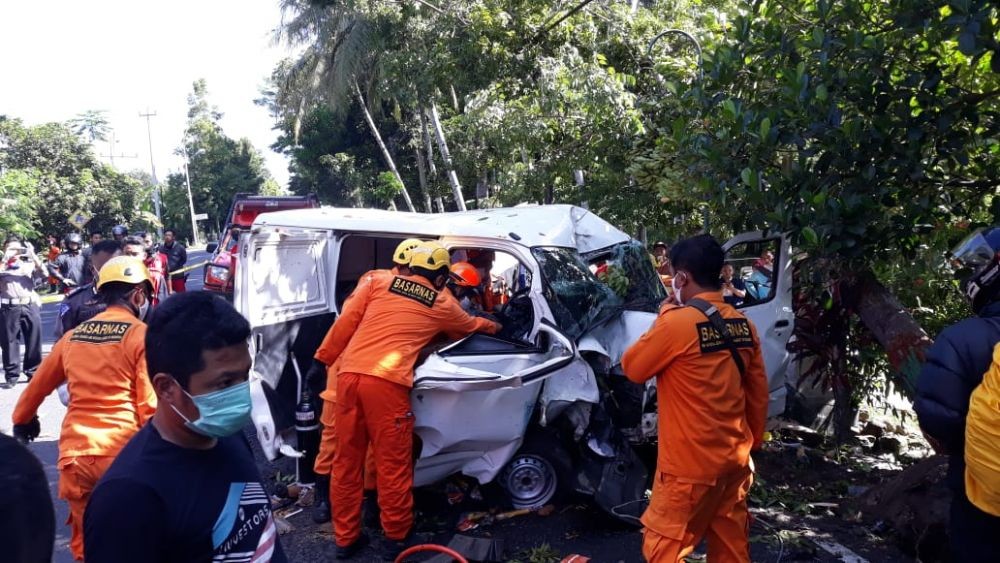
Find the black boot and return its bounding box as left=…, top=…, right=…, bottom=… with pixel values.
left=362, top=489, right=381, bottom=530
left=336, top=533, right=369, bottom=560
left=312, top=474, right=331, bottom=524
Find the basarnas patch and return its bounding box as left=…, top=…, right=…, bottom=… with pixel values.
left=70, top=320, right=131, bottom=344
left=389, top=276, right=438, bottom=308
left=697, top=318, right=754, bottom=354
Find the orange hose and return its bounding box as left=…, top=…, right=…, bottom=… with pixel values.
left=395, top=544, right=469, bottom=563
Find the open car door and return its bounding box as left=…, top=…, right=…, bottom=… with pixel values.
left=410, top=322, right=577, bottom=487
left=723, top=232, right=794, bottom=416
left=235, top=228, right=336, bottom=460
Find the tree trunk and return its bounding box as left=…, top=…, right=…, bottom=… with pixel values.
left=427, top=102, right=466, bottom=211
left=354, top=80, right=416, bottom=212
left=414, top=146, right=433, bottom=212
left=847, top=270, right=934, bottom=398
left=420, top=111, right=438, bottom=177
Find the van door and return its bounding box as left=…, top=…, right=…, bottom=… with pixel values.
left=236, top=228, right=335, bottom=327
left=722, top=232, right=794, bottom=416
left=411, top=322, right=576, bottom=486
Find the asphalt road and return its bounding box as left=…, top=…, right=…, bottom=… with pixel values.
left=0, top=249, right=207, bottom=563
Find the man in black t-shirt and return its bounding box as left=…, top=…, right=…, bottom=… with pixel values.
left=84, top=292, right=287, bottom=563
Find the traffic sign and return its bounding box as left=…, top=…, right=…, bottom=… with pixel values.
left=67, top=210, right=91, bottom=229
left=194, top=213, right=209, bottom=221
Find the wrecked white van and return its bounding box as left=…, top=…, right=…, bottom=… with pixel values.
left=235, top=205, right=793, bottom=520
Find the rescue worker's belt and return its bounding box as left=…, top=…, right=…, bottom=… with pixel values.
left=1, top=297, right=32, bottom=306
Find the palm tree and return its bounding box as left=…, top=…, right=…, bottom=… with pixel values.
left=69, top=110, right=110, bottom=143
left=276, top=0, right=418, bottom=211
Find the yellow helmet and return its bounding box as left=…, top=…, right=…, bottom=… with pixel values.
left=393, top=238, right=425, bottom=266
left=96, top=256, right=151, bottom=290
left=409, top=241, right=450, bottom=271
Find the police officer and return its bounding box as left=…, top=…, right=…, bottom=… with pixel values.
left=622, top=235, right=770, bottom=563
left=0, top=237, right=45, bottom=389
left=49, top=233, right=86, bottom=291
left=56, top=240, right=122, bottom=338
left=12, top=255, right=156, bottom=561
left=915, top=227, right=1000, bottom=561
left=324, top=242, right=500, bottom=559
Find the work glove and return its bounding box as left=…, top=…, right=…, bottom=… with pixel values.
left=305, top=360, right=327, bottom=401
left=13, top=416, right=41, bottom=444
left=63, top=279, right=77, bottom=287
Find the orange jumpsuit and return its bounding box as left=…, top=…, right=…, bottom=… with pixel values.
left=12, top=305, right=156, bottom=561
left=322, top=272, right=498, bottom=546
left=313, top=271, right=394, bottom=486
left=622, top=292, right=769, bottom=563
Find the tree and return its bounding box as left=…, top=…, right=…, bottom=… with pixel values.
left=0, top=117, right=150, bottom=240
left=0, top=169, right=40, bottom=238
left=164, top=80, right=276, bottom=241
left=69, top=110, right=110, bottom=143
left=631, top=0, right=999, bottom=400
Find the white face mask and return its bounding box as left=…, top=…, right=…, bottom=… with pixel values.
left=671, top=275, right=684, bottom=306
left=138, top=299, right=150, bottom=321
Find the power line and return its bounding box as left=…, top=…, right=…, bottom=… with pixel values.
left=139, top=109, right=164, bottom=238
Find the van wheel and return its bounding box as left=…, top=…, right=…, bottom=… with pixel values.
left=499, top=430, right=571, bottom=509
left=500, top=453, right=558, bottom=509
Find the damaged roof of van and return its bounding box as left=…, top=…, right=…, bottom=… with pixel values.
left=251, top=204, right=632, bottom=253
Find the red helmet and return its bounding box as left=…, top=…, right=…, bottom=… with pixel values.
left=449, top=261, right=481, bottom=287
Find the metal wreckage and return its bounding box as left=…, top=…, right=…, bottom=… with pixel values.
left=237, top=205, right=793, bottom=522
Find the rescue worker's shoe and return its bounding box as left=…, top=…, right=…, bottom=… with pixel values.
left=362, top=490, right=380, bottom=530
left=1, top=378, right=16, bottom=389
left=378, top=532, right=427, bottom=561
left=335, top=533, right=369, bottom=560
left=312, top=475, right=331, bottom=524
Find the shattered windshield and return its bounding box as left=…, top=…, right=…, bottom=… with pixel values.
left=583, top=241, right=667, bottom=313
left=532, top=247, right=623, bottom=339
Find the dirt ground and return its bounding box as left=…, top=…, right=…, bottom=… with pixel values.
left=260, top=432, right=927, bottom=562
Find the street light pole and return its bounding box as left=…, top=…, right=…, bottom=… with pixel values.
left=139, top=109, right=164, bottom=238
left=181, top=146, right=200, bottom=246
left=646, top=28, right=709, bottom=230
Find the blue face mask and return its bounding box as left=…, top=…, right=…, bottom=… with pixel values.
left=171, top=380, right=252, bottom=439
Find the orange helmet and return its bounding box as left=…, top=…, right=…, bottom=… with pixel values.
left=449, top=261, right=481, bottom=287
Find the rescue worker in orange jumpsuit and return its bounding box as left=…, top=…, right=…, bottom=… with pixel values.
left=324, top=242, right=500, bottom=560
left=448, top=261, right=485, bottom=315
left=11, top=256, right=157, bottom=561
left=309, top=238, right=425, bottom=525
left=622, top=235, right=769, bottom=563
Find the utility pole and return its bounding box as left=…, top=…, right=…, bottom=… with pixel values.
left=99, top=130, right=138, bottom=167
left=180, top=146, right=201, bottom=246
left=139, top=109, right=164, bottom=238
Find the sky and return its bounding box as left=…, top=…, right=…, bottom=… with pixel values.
left=0, top=0, right=296, bottom=187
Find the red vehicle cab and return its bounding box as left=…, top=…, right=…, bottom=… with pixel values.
left=203, top=193, right=320, bottom=296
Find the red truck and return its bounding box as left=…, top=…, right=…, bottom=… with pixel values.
left=203, top=193, right=320, bottom=296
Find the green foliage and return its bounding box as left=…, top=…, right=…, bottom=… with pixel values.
left=164, top=80, right=275, bottom=240
left=0, top=117, right=151, bottom=240
left=267, top=0, right=726, bottom=226
left=69, top=110, right=110, bottom=143
left=0, top=169, right=40, bottom=238
left=632, top=0, right=998, bottom=401
left=634, top=0, right=999, bottom=269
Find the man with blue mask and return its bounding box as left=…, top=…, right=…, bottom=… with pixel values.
left=84, top=291, right=288, bottom=563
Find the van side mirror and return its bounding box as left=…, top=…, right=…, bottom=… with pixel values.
left=206, top=241, right=219, bottom=254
